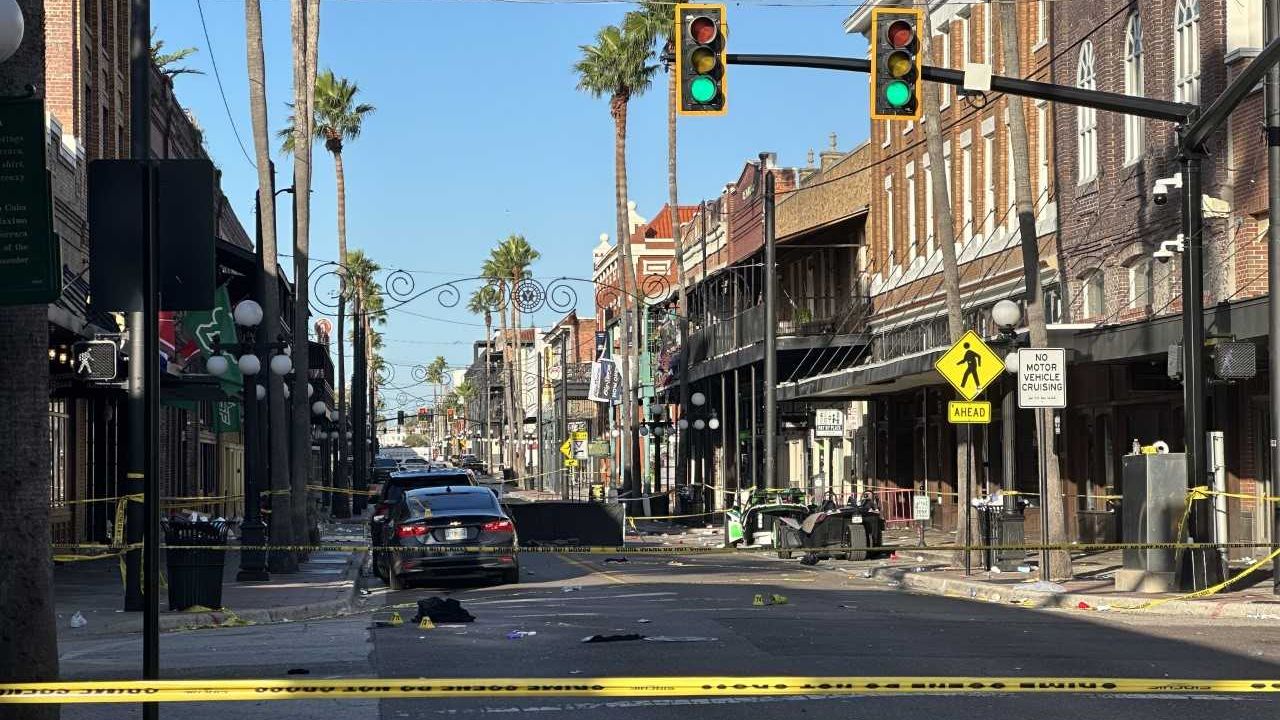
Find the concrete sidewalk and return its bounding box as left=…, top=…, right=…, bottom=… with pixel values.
left=55, top=521, right=367, bottom=638
left=845, top=526, right=1280, bottom=620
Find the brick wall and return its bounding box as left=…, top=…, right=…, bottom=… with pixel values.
left=1051, top=0, right=1254, bottom=325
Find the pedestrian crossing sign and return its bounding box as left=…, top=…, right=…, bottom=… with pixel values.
left=935, top=330, right=1003, bottom=401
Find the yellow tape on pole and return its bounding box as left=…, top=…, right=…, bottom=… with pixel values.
left=0, top=676, right=1278, bottom=704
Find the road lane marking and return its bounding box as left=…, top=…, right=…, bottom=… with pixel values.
left=557, top=555, right=628, bottom=585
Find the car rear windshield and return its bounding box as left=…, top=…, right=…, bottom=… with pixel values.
left=406, top=491, right=499, bottom=515
left=374, top=458, right=397, bottom=468
left=384, top=474, right=473, bottom=502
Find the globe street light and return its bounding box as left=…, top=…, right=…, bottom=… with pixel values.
left=233, top=299, right=264, bottom=328
left=270, top=352, right=293, bottom=376
left=207, top=353, right=231, bottom=377
left=992, top=298, right=1022, bottom=330
left=238, top=353, right=262, bottom=376
left=0, top=0, right=24, bottom=65
left=694, top=418, right=706, bottom=430
left=312, top=401, right=328, bottom=417
left=255, top=384, right=266, bottom=400
left=691, top=391, right=707, bottom=407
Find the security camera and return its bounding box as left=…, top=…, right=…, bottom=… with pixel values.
left=1153, top=234, right=1185, bottom=263
left=1152, top=174, right=1184, bottom=205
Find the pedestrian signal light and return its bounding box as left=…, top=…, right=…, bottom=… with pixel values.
left=870, top=7, right=923, bottom=121
left=676, top=4, right=727, bottom=116
left=398, top=410, right=406, bottom=427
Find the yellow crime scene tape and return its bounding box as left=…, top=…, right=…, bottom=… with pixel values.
left=1, top=676, right=1278, bottom=704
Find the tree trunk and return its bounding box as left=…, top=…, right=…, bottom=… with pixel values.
left=289, top=0, right=317, bottom=558
left=247, top=0, right=298, bottom=573
left=0, top=6, right=58, bottom=716
left=611, top=94, right=638, bottom=497
left=667, top=58, right=692, bottom=494
left=999, top=1, right=1071, bottom=579
left=511, top=271, right=524, bottom=478
left=499, top=286, right=515, bottom=473
left=920, top=13, right=975, bottom=568
left=332, top=147, right=350, bottom=517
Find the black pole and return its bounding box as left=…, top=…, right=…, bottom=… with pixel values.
left=560, top=332, right=569, bottom=500
left=536, top=352, right=544, bottom=490
left=762, top=159, right=778, bottom=489
left=1268, top=0, right=1280, bottom=595
left=128, top=2, right=159, bottom=718
left=237, top=194, right=269, bottom=581
left=1180, top=148, right=1210, bottom=562
left=352, top=299, right=368, bottom=513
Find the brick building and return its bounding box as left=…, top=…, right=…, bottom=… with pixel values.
left=1050, top=0, right=1274, bottom=550
left=841, top=0, right=1061, bottom=532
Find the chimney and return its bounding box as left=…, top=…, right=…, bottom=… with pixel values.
left=759, top=151, right=777, bottom=169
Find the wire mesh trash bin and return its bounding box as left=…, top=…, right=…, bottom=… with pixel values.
left=163, top=520, right=229, bottom=611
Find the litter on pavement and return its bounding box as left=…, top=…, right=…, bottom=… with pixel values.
left=412, top=597, right=475, bottom=624
left=507, top=630, right=537, bottom=639
left=603, top=557, right=629, bottom=564
left=643, top=636, right=718, bottom=643
left=69, top=611, right=87, bottom=629
left=581, top=633, right=645, bottom=643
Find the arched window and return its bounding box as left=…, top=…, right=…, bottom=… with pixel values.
left=1076, top=41, right=1098, bottom=183
left=1124, top=13, right=1145, bottom=165
left=1174, top=0, right=1200, bottom=104
left=1128, top=258, right=1153, bottom=309
left=1083, top=271, right=1105, bottom=318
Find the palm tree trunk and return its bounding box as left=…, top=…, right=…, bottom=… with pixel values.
left=511, top=271, right=525, bottom=478
left=999, top=1, right=1071, bottom=579
left=333, top=148, right=350, bottom=517
left=500, top=290, right=516, bottom=474
left=920, top=13, right=975, bottom=567
left=289, top=0, right=317, bottom=557
left=247, top=0, right=298, bottom=573
left=666, top=58, right=692, bottom=494
left=611, top=94, right=638, bottom=496
left=0, top=5, right=58, bottom=712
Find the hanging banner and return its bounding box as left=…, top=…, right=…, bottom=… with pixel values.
left=181, top=285, right=241, bottom=390
left=588, top=357, right=620, bottom=404
left=215, top=402, right=242, bottom=433
left=0, top=99, right=61, bottom=305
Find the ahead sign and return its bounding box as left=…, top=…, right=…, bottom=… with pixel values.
left=1017, top=348, right=1066, bottom=408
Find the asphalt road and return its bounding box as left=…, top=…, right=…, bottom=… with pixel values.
left=56, top=550, right=1280, bottom=720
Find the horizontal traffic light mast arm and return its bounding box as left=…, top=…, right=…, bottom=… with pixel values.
left=726, top=54, right=1196, bottom=123
left=1181, top=32, right=1280, bottom=150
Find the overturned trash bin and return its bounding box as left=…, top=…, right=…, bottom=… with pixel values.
left=163, top=519, right=229, bottom=611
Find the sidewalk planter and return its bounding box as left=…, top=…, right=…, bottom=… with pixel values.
left=163, top=520, right=229, bottom=611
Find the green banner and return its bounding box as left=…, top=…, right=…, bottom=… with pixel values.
left=0, top=99, right=61, bottom=305
left=214, top=402, right=241, bottom=433
left=182, top=285, right=242, bottom=390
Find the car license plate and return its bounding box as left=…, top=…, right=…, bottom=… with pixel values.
left=444, top=527, right=467, bottom=541
left=850, top=515, right=863, bottom=524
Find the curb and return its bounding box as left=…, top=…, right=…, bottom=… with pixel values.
left=163, top=549, right=364, bottom=631
left=855, top=563, right=1280, bottom=620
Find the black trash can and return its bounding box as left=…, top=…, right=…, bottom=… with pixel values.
left=978, top=506, right=1025, bottom=571
left=164, top=520, right=229, bottom=611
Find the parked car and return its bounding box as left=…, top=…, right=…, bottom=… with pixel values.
left=399, top=457, right=430, bottom=471
left=369, top=456, right=400, bottom=497
left=370, top=469, right=477, bottom=577
left=459, top=454, right=488, bottom=476
left=380, top=485, right=519, bottom=589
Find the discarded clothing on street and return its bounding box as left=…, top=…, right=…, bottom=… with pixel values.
left=412, top=597, right=476, bottom=624
left=581, top=633, right=645, bottom=643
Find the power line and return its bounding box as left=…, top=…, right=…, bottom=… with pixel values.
left=195, top=0, right=257, bottom=170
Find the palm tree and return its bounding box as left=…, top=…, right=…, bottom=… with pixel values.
left=574, top=22, right=657, bottom=495
left=468, top=285, right=502, bottom=468
left=279, top=71, right=374, bottom=516
left=486, top=236, right=540, bottom=478
left=0, top=2, right=57, bottom=709
left=150, top=28, right=204, bottom=77
left=997, top=2, right=1070, bottom=579
left=917, top=13, right=971, bottom=567
left=287, top=0, right=319, bottom=556
left=245, top=0, right=299, bottom=572
left=481, top=257, right=516, bottom=475
left=628, top=3, right=693, bottom=489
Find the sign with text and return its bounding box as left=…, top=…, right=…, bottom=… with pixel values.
left=912, top=495, right=932, bottom=522
left=1017, top=348, right=1066, bottom=408
left=934, top=330, right=1002, bottom=401
left=814, top=409, right=845, bottom=438
left=947, top=400, right=991, bottom=424
left=588, top=358, right=620, bottom=404
left=0, top=100, right=60, bottom=305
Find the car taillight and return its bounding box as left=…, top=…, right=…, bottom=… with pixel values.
left=481, top=519, right=513, bottom=534
left=395, top=524, right=428, bottom=538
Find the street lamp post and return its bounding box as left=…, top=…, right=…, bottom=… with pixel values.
left=212, top=299, right=294, bottom=581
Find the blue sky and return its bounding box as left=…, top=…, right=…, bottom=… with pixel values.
left=156, top=0, right=870, bottom=407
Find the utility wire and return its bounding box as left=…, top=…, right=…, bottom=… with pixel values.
left=195, top=0, right=257, bottom=170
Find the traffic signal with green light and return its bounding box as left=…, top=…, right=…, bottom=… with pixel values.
left=675, top=4, right=727, bottom=116
left=870, top=7, right=923, bottom=121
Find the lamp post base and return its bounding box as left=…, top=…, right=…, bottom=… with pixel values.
left=236, top=519, right=270, bottom=582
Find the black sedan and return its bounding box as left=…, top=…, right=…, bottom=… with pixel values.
left=381, top=485, right=518, bottom=589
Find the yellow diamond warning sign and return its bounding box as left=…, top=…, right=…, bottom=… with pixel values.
left=934, top=330, right=1003, bottom=401
left=947, top=400, right=992, bottom=424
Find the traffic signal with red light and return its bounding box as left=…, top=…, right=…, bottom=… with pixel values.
left=675, top=4, right=727, bottom=116
left=870, top=7, right=923, bottom=121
